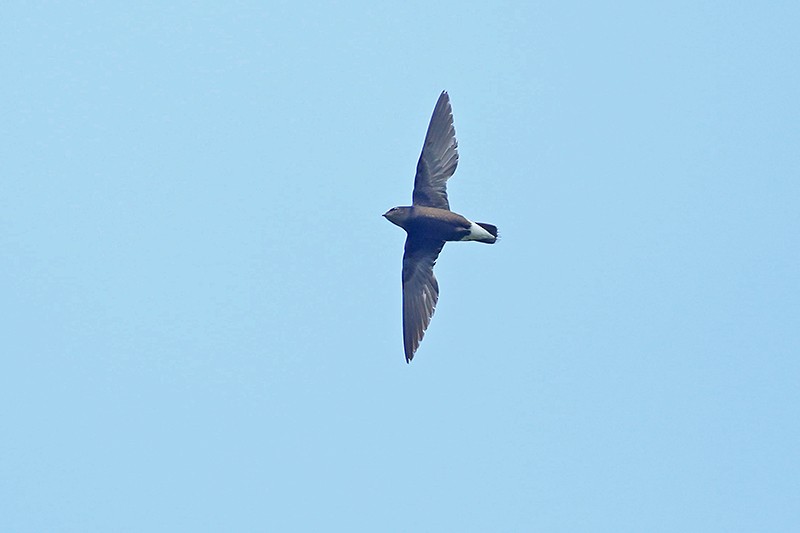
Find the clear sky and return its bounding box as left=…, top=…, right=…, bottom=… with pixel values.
left=2, top=1, right=798, bottom=531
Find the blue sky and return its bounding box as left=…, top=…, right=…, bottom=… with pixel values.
left=2, top=1, right=798, bottom=531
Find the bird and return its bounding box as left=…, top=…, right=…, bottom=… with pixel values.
left=384, top=91, right=498, bottom=363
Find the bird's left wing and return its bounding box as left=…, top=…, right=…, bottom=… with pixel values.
left=412, top=91, right=459, bottom=210
left=401, top=236, right=446, bottom=362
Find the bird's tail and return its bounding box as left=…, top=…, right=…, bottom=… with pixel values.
left=477, top=222, right=498, bottom=239
left=467, top=222, right=498, bottom=244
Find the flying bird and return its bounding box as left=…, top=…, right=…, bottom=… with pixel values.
left=384, top=91, right=498, bottom=363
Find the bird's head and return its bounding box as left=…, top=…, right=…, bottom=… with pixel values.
left=383, top=206, right=410, bottom=228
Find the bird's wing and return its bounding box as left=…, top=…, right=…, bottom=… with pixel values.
left=402, top=236, right=446, bottom=362
left=412, top=91, right=459, bottom=210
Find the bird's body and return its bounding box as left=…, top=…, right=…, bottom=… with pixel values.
left=384, top=91, right=498, bottom=363
left=384, top=205, right=496, bottom=244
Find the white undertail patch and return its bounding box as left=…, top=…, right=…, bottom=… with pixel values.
left=463, top=220, right=495, bottom=242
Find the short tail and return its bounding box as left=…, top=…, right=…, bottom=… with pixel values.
left=475, top=222, right=499, bottom=244
left=477, top=222, right=498, bottom=238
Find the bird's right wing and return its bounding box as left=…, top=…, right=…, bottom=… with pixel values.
left=412, top=91, right=459, bottom=210
left=401, top=237, right=446, bottom=362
